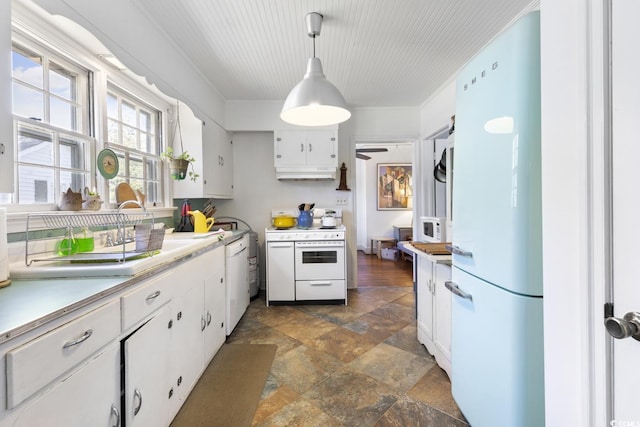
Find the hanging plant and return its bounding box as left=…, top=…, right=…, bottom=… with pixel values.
left=161, top=103, right=200, bottom=182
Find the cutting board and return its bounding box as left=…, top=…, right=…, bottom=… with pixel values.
left=412, top=242, right=451, bottom=255
left=116, top=182, right=138, bottom=207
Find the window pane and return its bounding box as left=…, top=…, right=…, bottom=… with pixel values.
left=130, top=156, right=143, bottom=178
left=50, top=97, right=76, bottom=131
left=18, top=165, right=54, bottom=203
left=49, top=62, right=75, bottom=101
left=12, top=83, right=44, bottom=120
left=123, top=125, right=137, bottom=148
left=140, top=110, right=152, bottom=132
left=12, top=49, right=43, bottom=88
left=107, top=93, right=118, bottom=118
left=59, top=135, right=86, bottom=169
left=140, top=132, right=151, bottom=153
left=107, top=119, right=120, bottom=144
left=145, top=159, right=158, bottom=180
left=18, top=126, right=53, bottom=166
left=129, top=179, right=144, bottom=192
left=122, top=101, right=136, bottom=126
left=60, top=170, right=86, bottom=195
left=145, top=181, right=158, bottom=204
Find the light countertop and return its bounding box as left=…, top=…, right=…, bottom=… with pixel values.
left=0, top=230, right=246, bottom=344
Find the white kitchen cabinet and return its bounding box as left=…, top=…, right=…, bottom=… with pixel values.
left=273, top=130, right=337, bottom=178
left=172, top=101, right=234, bottom=199
left=416, top=256, right=435, bottom=345
left=6, top=300, right=120, bottom=409
left=0, top=0, right=14, bottom=193
left=266, top=241, right=295, bottom=303
left=12, top=342, right=121, bottom=427
left=124, top=304, right=174, bottom=427
left=203, top=245, right=226, bottom=362
left=416, top=255, right=452, bottom=378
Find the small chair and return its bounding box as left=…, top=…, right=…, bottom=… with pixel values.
left=370, top=237, right=397, bottom=259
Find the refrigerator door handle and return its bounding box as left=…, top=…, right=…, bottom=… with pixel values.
left=446, top=245, right=473, bottom=257
left=445, top=281, right=473, bottom=301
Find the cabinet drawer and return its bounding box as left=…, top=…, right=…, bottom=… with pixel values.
left=121, top=269, right=175, bottom=331
left=296, top=280, right=345, bottom=300
left=6, top=300, right=120, bottom=409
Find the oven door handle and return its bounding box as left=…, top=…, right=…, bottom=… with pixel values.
left=297, top=243, right=344, bottom=249
left=309, top=281, right=333, bottom=286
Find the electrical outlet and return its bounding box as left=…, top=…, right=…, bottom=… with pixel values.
left=336, top=196, right=348, bottom=205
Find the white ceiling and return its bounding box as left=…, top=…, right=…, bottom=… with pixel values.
left=134, top=0, right=539, bottom=108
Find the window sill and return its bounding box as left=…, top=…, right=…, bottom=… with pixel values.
left=5, top=206, right=177, bottom=235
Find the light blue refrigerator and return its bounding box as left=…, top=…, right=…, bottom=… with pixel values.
left=449, top=11, right=544, bottom=426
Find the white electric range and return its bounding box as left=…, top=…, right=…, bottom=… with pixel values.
left=265, top=209, right=347, bottom=306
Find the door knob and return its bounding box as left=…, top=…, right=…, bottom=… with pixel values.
left=605, top=311, right=640, bottom=341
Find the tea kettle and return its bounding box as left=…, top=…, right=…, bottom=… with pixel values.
left=321, top=210, right=337, bottom=228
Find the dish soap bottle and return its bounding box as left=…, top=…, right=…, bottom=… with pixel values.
left=76, top=227, right=94, bottom=252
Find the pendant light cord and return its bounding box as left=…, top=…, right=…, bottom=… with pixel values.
left=313, top=35, right=316, bottom=58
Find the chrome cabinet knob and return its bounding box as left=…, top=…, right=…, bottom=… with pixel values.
left=605, top=311, right=640, bottom=341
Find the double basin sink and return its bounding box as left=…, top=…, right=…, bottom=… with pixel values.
left=11, top=231, right=232, bottom=279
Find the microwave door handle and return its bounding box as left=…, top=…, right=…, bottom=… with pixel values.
left=446, top=245, right=473, bottom=257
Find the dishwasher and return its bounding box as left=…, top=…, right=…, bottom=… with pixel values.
left=225, top=234, right=250, bottom=335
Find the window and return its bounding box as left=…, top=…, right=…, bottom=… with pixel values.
left=4, top=42, right=92, bottom=206
left=105, top=87, right=162, bottom=206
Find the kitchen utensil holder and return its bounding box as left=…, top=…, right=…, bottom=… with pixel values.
left=24, top=212, right=158, bottom=266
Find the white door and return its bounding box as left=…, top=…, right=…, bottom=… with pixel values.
left=607, top=0, right=640, bottom=420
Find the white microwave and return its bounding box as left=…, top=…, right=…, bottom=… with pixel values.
left=419, top=216, right=447, bottom=243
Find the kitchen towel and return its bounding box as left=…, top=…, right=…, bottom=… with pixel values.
left=0, top=208, right=8, bottom=282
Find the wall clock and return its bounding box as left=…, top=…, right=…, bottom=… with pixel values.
left=97, top=148, right=119, bottom=179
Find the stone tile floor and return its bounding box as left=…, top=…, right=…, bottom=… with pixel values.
left=227, top=287, right=470, bottom=426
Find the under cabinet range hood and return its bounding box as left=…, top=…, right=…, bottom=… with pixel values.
left=275, top=166, right=336, bottom=180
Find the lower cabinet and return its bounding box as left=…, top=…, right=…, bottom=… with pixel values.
left=12, top=342, right=121, bottom=427
left=124, top=304, right=174, bottom=427
left=124, top=245, right=228, bottom=425
left=416, top=255, right=452, bottom=378
left=2, top=242, right=229, bottom=427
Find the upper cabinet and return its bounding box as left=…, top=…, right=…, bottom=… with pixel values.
left=172, top=102, right=233, bottom=199
left=274, top=129, right=338, bottom=179
left=0, top=1, right=14, bottom=193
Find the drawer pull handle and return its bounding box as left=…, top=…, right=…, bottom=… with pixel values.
left=310, top=281, right=332, bottom=286
left=145, top=291, right=161, bottom=301
left=63, top=329, right=93, bottom=349
left=133, top=388, right=143, bottom=415
left=110, top=404, right=120, bottom=427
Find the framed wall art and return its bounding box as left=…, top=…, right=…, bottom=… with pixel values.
left=377, top=163, right=413, bottom=210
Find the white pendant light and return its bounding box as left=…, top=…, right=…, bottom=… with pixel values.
left=281, top=12, right=351, bottom=126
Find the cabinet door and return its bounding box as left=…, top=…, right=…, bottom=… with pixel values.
left=0, top=0, right=14, bottom=193
left=124, top=305, right=173, bottom=427
left=266, top=241, right=295, bottom=303
left=12, top=343, right=120, bottom=427
left=203, top=122, right=233, bottom=199
left=171, top=276, right=205, bottom=413
left=416, top=257, right=434, bottom=348
left=304, top=130, right=337, bottom=167
left=204, top=245, right=227, bottom=361
left=433, top=263, right=452, bottom=376
left=274, top=130, right=307, bottom=167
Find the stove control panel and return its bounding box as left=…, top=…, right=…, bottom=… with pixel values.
left=265, top=231, right=345, bottom=241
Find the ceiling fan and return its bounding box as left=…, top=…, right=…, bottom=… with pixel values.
left=355, top=147, right=388, bottom=160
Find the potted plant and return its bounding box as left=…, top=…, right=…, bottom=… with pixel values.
left=161, top=146, right=199, bottom=182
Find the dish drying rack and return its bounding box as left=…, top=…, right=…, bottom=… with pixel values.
left=24, top=211, right=164, bottom=266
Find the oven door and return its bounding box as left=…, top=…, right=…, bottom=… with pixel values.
left=294, top=241, right=345, bottom=281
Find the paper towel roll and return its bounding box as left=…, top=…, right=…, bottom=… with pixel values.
left=0, top=208, right=8, bottom=282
